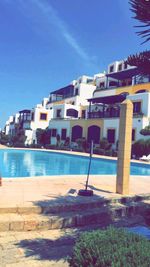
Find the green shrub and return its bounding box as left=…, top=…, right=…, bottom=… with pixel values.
left=76, top=138, right=88, bottom=152
left=100, top=138, right=112, bottom=150
left=13, top=142, right=25, bottom=148
left=105, top=149, right=112, bottom=156
left=132, top=139, right=150, bottom=157
left=28, top=144, right=42, bottom=149
left=69, top=227, right=150, bottom=267
left=112, top=150, right=118, bottom=157
left=140, top=125, right=150, bottom=136
left=44, top=144, right=57, bottom=149
left=97, top=148, right=105, bottom=155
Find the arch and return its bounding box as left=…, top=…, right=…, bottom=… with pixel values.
left=66, top=109, right=78, bottom=118
left=87, top=125, right=101, bottom=144
left=71, top=125, right=83, bottom=142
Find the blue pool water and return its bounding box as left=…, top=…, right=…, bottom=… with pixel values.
left=0, top=149, right=150, bottom=178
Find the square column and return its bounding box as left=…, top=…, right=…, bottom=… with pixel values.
left=116, top=99, right=133, bottom=195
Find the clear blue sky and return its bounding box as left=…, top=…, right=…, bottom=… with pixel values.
left=0, top=0, right=149, bottom=128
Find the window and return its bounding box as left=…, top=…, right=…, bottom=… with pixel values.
left=56, top=109, right=61, bottom=118
left=124, top=62, right=128, bottom=69
left=133, top=102, right=141, bottom=113
left=132, top=129, right=136, bottom=141
left=40, top=113, right=47, bottom=120
left=31, top=112, right=34, bottom=121
left=118, top=64, right=122, bottom=71
left=87, top=78, right=93, bottom=84
left=99, top=82, right=105, bottom=88
left=109, top=65, right=114, bottom=73
left=75, top=88, right=79, bottom=95
left=52, top=129, right=57, bottom=137
left=82, top=110, right=86, bottom=118
left=61, top=129, right=67, bottom=140
left=107, top=129, right=115, bottom=143
left=109, top=81, right=118, bottom=87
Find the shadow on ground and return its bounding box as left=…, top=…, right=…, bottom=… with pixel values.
left=16, top=235, right=75, bottom=262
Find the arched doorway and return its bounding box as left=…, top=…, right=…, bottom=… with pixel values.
left=71, top=125, right=83, bottom=142
left=87, top=125, right=100, bottom=144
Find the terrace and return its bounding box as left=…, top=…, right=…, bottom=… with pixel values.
left=48, top=85, right=76, bottom=103
left=95, top=67, right=150, bottom=92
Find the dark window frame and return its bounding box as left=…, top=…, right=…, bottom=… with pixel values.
left=40, top=113, right=47, bottom=120
left=52, top=129, right=57, bottom=137
left=61, top=129, right=67, bottom=140
left=107, top=129, right=115, bottom=144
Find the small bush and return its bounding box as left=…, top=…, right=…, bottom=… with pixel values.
left=68, top=227, right=150, bottom=267
left=28, top=144, right=42, bottom=149
left=105, top=149, right=112, bottom=156
left=97, top=148, right=105, bottom=155
left=140, top=125, right=150, bottom=136
left=112, top=150, right=118, bottom=157
left=100, top=138, right=112, bottom=150
left=44, top=144, right=57, bottom=149
left=132, top=139, right=150, bottom=157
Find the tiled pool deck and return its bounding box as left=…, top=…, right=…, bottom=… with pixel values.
left=0, top=174, right=150, bottom=209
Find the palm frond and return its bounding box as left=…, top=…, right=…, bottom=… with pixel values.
left=129, top=0, right=150, bottom=43
left=126, top=50, right=150, bottom=74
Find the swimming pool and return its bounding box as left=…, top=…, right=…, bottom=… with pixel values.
left=0, top=149, right=150, bottom=178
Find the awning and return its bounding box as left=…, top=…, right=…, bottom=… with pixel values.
left=19, top=109, right=31, bottom=114
left=106, top=67, right=139, bottom=80
left=88, top=93, right=127, bottom=104
left=51, top=84, right=74, bottom=95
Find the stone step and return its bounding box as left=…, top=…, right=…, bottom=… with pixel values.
left=0, top=202, right=144, bottom=232
left=0, top=193, right=150, bottom=215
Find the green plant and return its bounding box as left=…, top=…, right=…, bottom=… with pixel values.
left=64, top=137, right=70, bottom=147
left=132, top=139, right=150, bottom=157
left=56, top=134, right=61, bottom=147
left=36, top=128, right=51, bottom=146
left=140, top=125, right=150, bottom=136
left=129, top=0, right=150, bottom=44
left=10, top=129, right=27, bottom=147
left=76, top=138, right=88, bottom=152
left=100, top=138, right=111, bottom=150
left=68, top=227, right=150, bottom=267
left=105, top=149, right=112, bottom=156
left=0, top=132, right=10, bottom=145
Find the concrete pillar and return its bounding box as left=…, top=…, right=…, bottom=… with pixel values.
left=116, top=99, right=133, bottom=195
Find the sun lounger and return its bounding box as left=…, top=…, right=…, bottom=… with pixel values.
left=140, top=154, right=150, bottom=161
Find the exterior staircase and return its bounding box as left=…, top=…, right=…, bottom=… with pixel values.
left=0, top=194, right=150, bottom=232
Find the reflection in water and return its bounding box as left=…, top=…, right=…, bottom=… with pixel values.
left=0, top=149, right=150, bottom=178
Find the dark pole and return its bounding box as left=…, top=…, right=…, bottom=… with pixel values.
left=85, top=140, right=93, bottom=190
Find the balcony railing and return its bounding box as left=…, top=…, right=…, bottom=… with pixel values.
left=88, top=110, right=144, bottom=119
left=88, top=109, right=120, bottom=119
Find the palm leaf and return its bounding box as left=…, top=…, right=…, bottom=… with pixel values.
left=129, top=0, right=150, bottom=43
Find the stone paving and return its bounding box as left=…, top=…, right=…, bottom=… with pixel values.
left=0, top=228, right=74, bottom=267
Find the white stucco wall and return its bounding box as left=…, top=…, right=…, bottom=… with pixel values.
left=103, top=116, right=150, bottom=146
left=30, top=107, right=51, bottom=130
left=127, top=92, right=150, bottom=117
left=52, top=103, right=80, bottom=119
left=49, top=120, right=71, bottom=145
left=77, top=83, right=96, bottom=105
left=93, top=88, right=116, bottom=98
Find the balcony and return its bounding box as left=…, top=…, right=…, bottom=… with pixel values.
left=88, top=108, right=120, bottom=119
left=88, top=110, right=144, bottom=119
